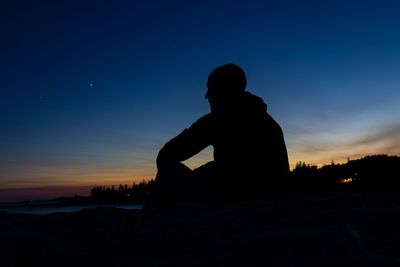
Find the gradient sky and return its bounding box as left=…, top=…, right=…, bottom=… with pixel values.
left=1, top=0, right=400, bottom=201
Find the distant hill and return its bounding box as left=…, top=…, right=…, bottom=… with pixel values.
left=292, top=154, right=400, bottom=190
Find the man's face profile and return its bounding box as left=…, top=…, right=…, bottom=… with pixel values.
left=205, top=79, right=232, bottom=113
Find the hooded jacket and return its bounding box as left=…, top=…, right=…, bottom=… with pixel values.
left=157, top=91, right=289, bottom=193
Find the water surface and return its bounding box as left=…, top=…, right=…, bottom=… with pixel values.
left=0, top=204, right=143, bottom=215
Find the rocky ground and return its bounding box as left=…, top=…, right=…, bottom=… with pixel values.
left=1, top=187, right=400, bottom=267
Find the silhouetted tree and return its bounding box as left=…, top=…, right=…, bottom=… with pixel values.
left=290, top=154, right=400, bottom=190
left=90, top=179, right=155, bottom=203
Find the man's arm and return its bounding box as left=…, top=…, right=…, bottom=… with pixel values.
left=156, top=114, right=213, bottom=170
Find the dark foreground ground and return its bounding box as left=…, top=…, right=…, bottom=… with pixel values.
left=1, top=186, right=400, bottom=267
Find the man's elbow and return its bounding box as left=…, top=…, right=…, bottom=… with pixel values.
left=156, top=147, right=168, bottom=169
left=156, top=143, right=178, bottom=170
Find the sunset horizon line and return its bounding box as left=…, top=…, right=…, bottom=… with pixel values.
left=1, top=152, right=398, bottom=203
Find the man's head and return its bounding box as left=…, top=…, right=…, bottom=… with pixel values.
left=205, top=64, right=247, bottom=112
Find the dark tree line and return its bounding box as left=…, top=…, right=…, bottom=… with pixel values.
left=291, top=154, right=400, bottom=190
left=90, top=154, right=400, bottom=202
left=90, top=179, right=155, bottom=203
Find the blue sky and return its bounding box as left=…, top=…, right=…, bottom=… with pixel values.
left=1, top=0, right=400, bottom=199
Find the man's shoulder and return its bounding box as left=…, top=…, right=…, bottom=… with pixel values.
left=191, top=113, right=214, bottom=126
left=184, top=113, right=215, bottom=134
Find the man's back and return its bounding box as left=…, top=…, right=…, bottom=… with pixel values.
left=214, top=92, right=288, bottom=174
left=192, top=91, right=289, bottom=195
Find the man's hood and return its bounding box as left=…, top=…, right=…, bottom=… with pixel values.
left=239, top=91, right=268, bottom=114
left=210, top=91, right=268, bottom=116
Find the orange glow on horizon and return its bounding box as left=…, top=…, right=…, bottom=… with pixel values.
left=1, top=139, right=399, bottom=202
left=0, top=185, right=93, bottom=202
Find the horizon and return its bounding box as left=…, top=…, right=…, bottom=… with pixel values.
left=1, top=153, right=398, bottom=203
left=2, top=1, right=400, bottom=202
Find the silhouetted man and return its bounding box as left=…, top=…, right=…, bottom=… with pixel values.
left=152, top=64, right=289, bottom=204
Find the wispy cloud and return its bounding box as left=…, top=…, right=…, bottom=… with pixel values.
left=287, top=122, right=400, bottom=168
left=354, top=123, right=400, bottom=148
